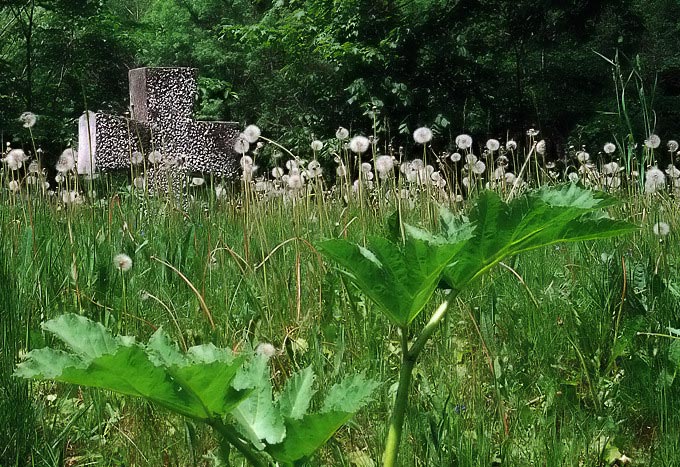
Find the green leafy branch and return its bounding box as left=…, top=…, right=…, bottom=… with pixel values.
left=15, top=314, right=378, bottom=467
left=316, top=184, right=637, bottom=466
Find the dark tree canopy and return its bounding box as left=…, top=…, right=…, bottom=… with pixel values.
left=1, top=0, right=679, bottom=156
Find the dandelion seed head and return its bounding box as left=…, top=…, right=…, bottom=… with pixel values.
left=455, top=134, right=473, bottom=150
left=450, top=152, right=462, bottom=162
left=336, top=127, right=350, bottom=140
left=234, top=137, right=250, bottom=154
left=8, top=180, right=20, bottom=192
left=535, top=140, right=546, bottom=155
left=465, top=154, right=478, bottom=165
left=113, top=253, right=133, bottom=272
left=375, top=155, right=395, bottom=175
left=242, top=124, right=261, bottom=143
left=271, top=167, right=284, bottom=179
left=602, top=162, right=620, bottom=175
left=240, top=155, right=253, bottom=170
left=147, top=150, right=162, bottom=164
left=256, top=343, right=277, bottom=358
left=644, top=166, right=666, bottom=193
left=413, top=127, right=433, bottom=145
left=603, top=142, right=616, bottom=154
left=191, top=177, right=205, bottom=186
left=56, top=149, right=76, bottom=173
left=287, top=173, right=304, bottom=190
left=667, top=140, right=679, bottom=152
left=307, top=160, right=322, bottom=178
left=19, top=112, right=36, bottom=128
left=665, top=164, right=680, bottom=178
left=3, top=149, right=28, bottom=170
left=131, top=151, right=144, bottom=165
left=644, top=134, right=661, bottom=149
left=472, top=160, right=486, bottom=175
left=486, top=139, right=500, bottom=152
left=506, top=140, right=517, bottom=151
left=576, top=151, right=590, bottom=163
left=653, top=222, right=670, bottom=237
left=349, top=135, right=370, bottom=154
left=526, top=128, right=540, bottom=137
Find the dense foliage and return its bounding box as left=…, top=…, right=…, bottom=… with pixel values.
left=2, top=0, right=680, bottom=155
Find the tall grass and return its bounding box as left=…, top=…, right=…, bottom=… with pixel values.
left=2, top=128, right=680, bottom=466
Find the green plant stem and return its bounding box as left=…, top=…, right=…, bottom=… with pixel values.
left=209, top=419, right=269, bottom=467
left=383, top=289, right=458, bottom=467
left=383, top=328, right=414, bottom=467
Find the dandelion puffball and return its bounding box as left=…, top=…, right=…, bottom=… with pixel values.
left=349, top=135, right=370, bottom=154
left=455, top=134, right=473, bottom=150
left=486, top=139, right=500, bottom=152
left=335, top=127, right=350, bottom=140
left=19, top=112, right=36, bottom=128
left=242, top=124, right=262, bottom=143
left=653, top=222, right=670, bottom=237
left=113, top=253, right=133, bottom=272
left=413, top=127, right=433, bottom=145
left=603, top=142, right=616, bottom=154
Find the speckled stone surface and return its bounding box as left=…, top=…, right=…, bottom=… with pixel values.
left=78, top=67, right=241, bottom=188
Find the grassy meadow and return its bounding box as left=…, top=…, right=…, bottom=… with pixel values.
left=2, top=131, right=680, bottom=466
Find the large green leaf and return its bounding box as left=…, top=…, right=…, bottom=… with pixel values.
left=15, top=314, right=251, bottom=422
left=443, top=185, right=638, bottom=289
left=266, top=411, right=355, bottom=465
left=277, top=366, right=316, bottom=420
left=267, top=373, right=379, bottom=465
left=232, top=354, right=286, bottom=447
left=317, top=225, right=469, bottom=326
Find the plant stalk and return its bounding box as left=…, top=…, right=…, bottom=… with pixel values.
left=209, top=419, right=269, bottom=467
left=383, top=328, right=414, bottom=467
left=383, top=289, right=458, bottom=467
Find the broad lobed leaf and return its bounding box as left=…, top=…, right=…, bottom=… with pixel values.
left=15, top=314, right=252, bottom=421
left=443, top=185, right=638, bottom=289
left=317, top=229, right=468, bottom=326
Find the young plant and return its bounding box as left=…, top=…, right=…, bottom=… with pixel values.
left=316, top=183, right=638, bottom=466
left=15, top=314, right=378, bottom=466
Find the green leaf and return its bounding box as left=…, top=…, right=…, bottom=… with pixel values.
left=232, top=355, right=286, bottom=447
left=266, top=411, right=354, bottom=464
left=42, top=314, right=119, bottom=360
left=15, top=314, right=250, bottom=422
left=444, top=185, right=637, bottom=289
left=317, top=227, right=468, bottom=326
left=277, top=366, right=316, bottom=420
left=267, top=373, right=379, bottom=464
left=322, top=372, right=379, bottom=414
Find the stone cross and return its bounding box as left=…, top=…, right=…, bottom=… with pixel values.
left=78, top=67, right=241, bottom=192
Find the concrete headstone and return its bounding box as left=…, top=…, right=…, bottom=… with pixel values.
left=78, top=67, right=241, bottom=193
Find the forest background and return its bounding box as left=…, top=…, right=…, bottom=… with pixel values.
left=2, top=0, right=680, bottom=161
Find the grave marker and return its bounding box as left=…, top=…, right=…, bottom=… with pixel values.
left=78, top=67, right=241, bottom=192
